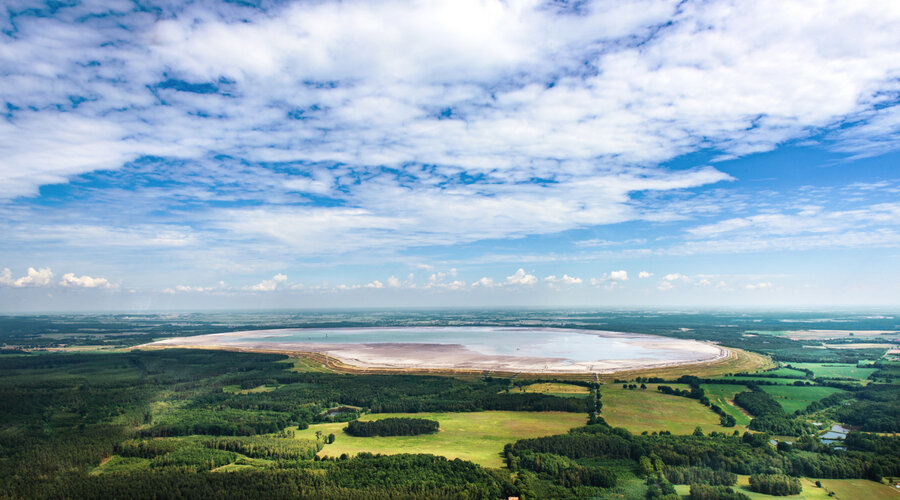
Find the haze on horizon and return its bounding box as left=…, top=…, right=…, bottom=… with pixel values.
left=2, top=0, right=900, bottom=312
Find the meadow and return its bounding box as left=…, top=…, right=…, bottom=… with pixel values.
left=673, top=476, right=900, bottom=500
left=292, top=411, right=587, bottom=468
left=759, top=385, right=847, bottom=414
left=702, top=383, right=752, bottom=427
left=598, top=383, right=725, bottom=434
left=791, top=363, right=878, bottom=380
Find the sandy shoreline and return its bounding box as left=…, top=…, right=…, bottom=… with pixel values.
left=141, top=327, right=728, bottom=374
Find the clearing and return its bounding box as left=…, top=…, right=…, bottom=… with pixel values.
left=791, top=363, right=878, bottom=380
left=292, top=411, right=587, bottom=468
left=701, top=383, right=752, bottom=428
left=673, top=476, right=898, bottom=499
left=513, top=382, right=590, bottom=397
left=759, top=385, right=847, bottom=414
left=599, top=383, right=725, bottom=435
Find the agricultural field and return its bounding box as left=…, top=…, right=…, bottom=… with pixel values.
left=791, top=363, right=878, bottom=380
left=702, top=383, right=752, bottom=427
left=759, top=385, right=847, bottom=414
left=719, top=375, right=809, bottom=385
left=673, top=476, right=897, bottom=499
left=598, top=384, right=725, bottom=435
left=817, top=479, right=900, bottom=500
left=765, top=367, right=809, bottom=378
left=293, top=411, right=587, bottom=468
left=514, top=382, right=590, bottom=398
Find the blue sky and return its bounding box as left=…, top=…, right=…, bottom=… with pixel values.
left=1, top=0, right=900, bottom=311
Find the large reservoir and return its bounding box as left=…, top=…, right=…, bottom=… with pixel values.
left=144, top=326, right=726, bottom=374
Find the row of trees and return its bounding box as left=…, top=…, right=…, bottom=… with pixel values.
left=344, top=418, right=439, bottom=437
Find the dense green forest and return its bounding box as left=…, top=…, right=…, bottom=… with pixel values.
left=345, top=417, right=439, bottom=437
left=1, top=311, right=898, bottom=499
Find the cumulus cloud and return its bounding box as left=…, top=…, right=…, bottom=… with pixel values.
left=472, top=277, right=496, bottom=288
left=638, top=271, right=653, bottom=279
left=663, top=273, right=688, bottom=282
left=609, top=270, right=628, bottom=281
left=0, top=267, right=55, bottom=287
left=544, top=274, right=583, bottom=285
left=59, top=273, right=112, bottom=289
left=248, top=273, right=288, bottom=291
left=506, top=269, right=538, bottom=286
left=745, top=282, right=773, bottom=290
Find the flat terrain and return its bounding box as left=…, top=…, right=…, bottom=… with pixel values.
left=599, top=383, right=725, bottom=434
left=759, top=385, right=847, bottom=414
left=791, top=363, right=878, bottom=380
left=748, top=330, right=899, bottom=340
left=673, top=477, right=898, bottom=499
left=141, top=327, right=729, bottom=375
left=292, top=411, right=587, bottom=468
left=515, top=382, right=590, bottom=397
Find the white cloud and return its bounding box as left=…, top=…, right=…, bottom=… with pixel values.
left=638, top=271, right=653, bottom=279
left=609, top=270, right=628, bottom=281
left=505, top=268, right=538, bottom=286
left=386, top=275, right=402, bottom=288
left=472, top=277, right=496, bottom=287
left=1, top=267, right=55, bottom=287
left=657, top=281, right=675, bottom=291
left=59, top=273, right=112, bottom=289
left=248, top=273, right=288, bottom=291
left=745, top=282, right=773, bottom=290
left=544, top=274, right=583, bottom=285
left=663, top=273, right=688, bottom=282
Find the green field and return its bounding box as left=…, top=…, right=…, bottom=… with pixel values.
left=292, top=411, right=587, bottom=468
left=720, top=375, right=810, bottom=385
left=673, top=476, right=897, bottom=499
left=512, top=382, right=591, bottom=398
left=599, top=384, right=725, bottom=435
left=702, top=383, right=752, bottom=427
left=760, top=385, right=847, bottom=414
left=519, top=382, right=590, bottom=394
left=792, top=363, right=878, bottom=380
left=765, top=367, right=809, bottom=378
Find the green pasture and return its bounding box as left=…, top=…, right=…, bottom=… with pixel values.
left=599, top=384, right=725, bottom=435
left=292, top=411, right=587, bottom=468
left=719, top=375, right=809, bottom=385
left=791, top=363, right=878, bottom=380
left=701, top=383, right=751, bottom=427
left=507, top=382, right=591, bottom=398
left=673, top=476, right=897, bottom=500
left=759, top=385, right=847, bottom=414
left=765, top=367, right=808, bottom=378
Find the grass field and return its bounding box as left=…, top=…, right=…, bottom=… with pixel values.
left=702, top=383, right=751, bottom=427
left=599, top=384, right=725, bottom=435
left=520, top=382, right=590, bottom=394
left=672, top=476, right=897, bottom=499
left=291, top=411, right=587, bottom=468
left=675, top=476, right=900, bottom=500
left=759, top=385, right=847, bottom=414
left=765, top=367, right=809, bottom=378
left=513, top=382, right=590, bottom=398
left=792, top=363, right=878, bottom=380
left=719, top=376, right=810, bottom=385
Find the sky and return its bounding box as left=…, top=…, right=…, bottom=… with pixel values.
left=1, top=0, right=900, bottom=312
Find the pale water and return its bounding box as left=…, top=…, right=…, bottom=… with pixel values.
left=227, top=326, right=710, bottom=363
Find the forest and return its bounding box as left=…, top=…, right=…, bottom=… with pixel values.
left=1, top=311, right=898, bottom=499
